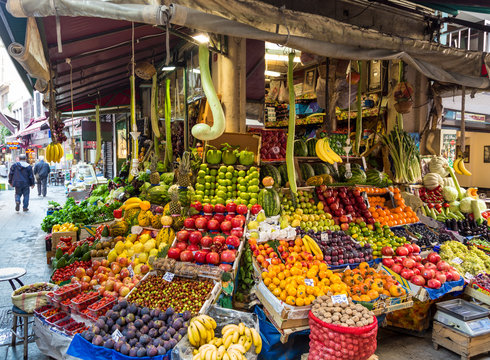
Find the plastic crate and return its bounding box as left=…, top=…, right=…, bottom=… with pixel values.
left=87, top=297, right=116, bottom=318
left=64, top=322, right=86, bottom=336
left=53, top=283, right=81, bottom=302
left=70, top=292, right=100, bottom=312
left=54, top=317, right=75, bottom=331
left=46, top=311, right=70, bottom=326
left=33, top=305, right=55, bottom=317
left=60, top=298, right=72, bottom=313
left=40, top=307, right=61, bottom=319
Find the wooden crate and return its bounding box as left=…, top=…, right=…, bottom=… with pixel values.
left=205, top=132, right=261, bottom=165
left=46, top=251, right=55, bottom=265
left=465, top=287, right=490, bottom=306
left=432, top=321, right=490, bottom=360
left=51, top=231, right=78, bottom=251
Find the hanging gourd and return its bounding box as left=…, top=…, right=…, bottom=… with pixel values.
left=191, top=43, right=225, bottom=141
left=95, top=104, right=101, bottom=164
left=286, top=52, right=297, bottom=195
left=151, top=74, right=160, bottom=157
left=164, top=78, right=172, bottom=166
left=354, top=61, right=363, bottom=155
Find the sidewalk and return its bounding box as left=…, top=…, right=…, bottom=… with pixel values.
left=0, top=185, right=66, bottom=360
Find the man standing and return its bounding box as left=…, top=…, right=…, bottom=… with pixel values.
left=34, top=156, right=51, bottom=197
left=8, top=154, right=35, bottom=212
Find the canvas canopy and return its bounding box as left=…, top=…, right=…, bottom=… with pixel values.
left=6, top=0, right=490, bottom=88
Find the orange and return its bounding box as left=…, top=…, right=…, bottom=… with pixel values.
left=306, top=286, right=315, bottom=295
left=331, top=283, right=342, bottom=293
left=359, top=262, right=369, bottom=270
left=277, top=272, right=285, bottom=280
left=287, top=286, right=297, bottom=297
left=360, top=294, right=371, bottom=302
left=261, top=272, right=268, bottom=280
left=308, top=295, right=316, bottom=303
left=280, top=290, right=288, bottom=302
left=330, top=275, right=342, bottom=284
left=273, top=277, right=281, bottom=286
left=273, top=288, right=281, bottom=297
left=283, top=269, right=291, bottom=278
left=279, top=280, right=287, bottom=289
left=318, top=270, right=328, bottom=279
left=303, top=297, right=312, bottom=306
left=263, top=278, right=272, bottom=286
left=352, top=295, right=362, bottom=302
left=285, top=296, right=296, bottom=306
left=297, top=285, right=306, bottom=298
left=268, top=283, right=277, bottom=291
left=295, top=297, right=305, bottom=306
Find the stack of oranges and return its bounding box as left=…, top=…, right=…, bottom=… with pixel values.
left=341, top=263, right=406, bottom=302
left=361, top=186, right=419, bottom=227
left=261, top=262, right=350, bottom=306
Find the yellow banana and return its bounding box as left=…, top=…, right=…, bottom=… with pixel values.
left=315, top=139, right=329, bottom=162
left=244, top=339, right=252, bottom=352
left=124, top=203, right=141, bottom=211
left=221, top=325, right=239, bottom=336
left=227, top=350, right=240, bottom=360
left=222, top=353, right=231, bottom=360
left=124, top=197, right=142, bottom=205
left=217, top=346, right=226, bottom=360
left=193, top=354, right=201, bottom=360
left=301, top=236, right=312, bottom=254
left=323, top=139, right=342, bottom=163
left=244, top=327, right=252, bottom=341
left=188, top=323, right=199, bottom=347
left=250, top=328, right=262, bottom=353
left=316, top=139, right=334, bottom=164
left=458, top=158, right=472, bottom=176
left=232, top=331, right=239, bottom=344
left=229, top=344, right=246, bottom=354
left=205, top=348, right=216, bottom=360
left=237, top=336, right=247, bottom=347
left=197, top=315, right=215, bottom=330
left=237, top=323, right=245, bottom=336
left=453, top=158, right=463, bottom=175
left=57, top=143, right=64, bottom=162
left=206, top=328, right=215, bottom=342
left=223, top=334, right=234, bottom=349
left=51, top=143, right=58, bottom=163
left=45, top=144, right=51, bottom=163
left=194, top=320, right=208, bottom=344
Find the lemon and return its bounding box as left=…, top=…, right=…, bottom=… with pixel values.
left=143, top=240, right=156, bottom=252
left=124, top=241, right=133, bottom=249
left=139, top=234, right=151, bottom=244
left=115, top=241, right=125, bottom=254
left=149, top=249, right=159, bottom=257
left=138, top=252, right=148, bottom=263
left=132, top=242, right=143, bottom=254
left=107, top=249, right=117, bottom=263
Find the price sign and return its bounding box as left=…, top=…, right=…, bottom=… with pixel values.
left=321, top=233, right=329, bottom=242
left=331, top=294, right=348, bottom=304
left=465, top=272, right=474, bottom=280
left=451, top=257, right=463, bottom=265
left=128, top=265, right=134, bottom=278
left=162, top=272, right=175, bottom=282
left=111, top=329, right=123, bottom=342
left=304, top=278, right=315, bottom=287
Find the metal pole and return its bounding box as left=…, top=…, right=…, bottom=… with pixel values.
left=184, top=65, right=189, bottom=151
left=112, top=114, right=117, bottom=178
left=460, top=86, right=466, bottom=152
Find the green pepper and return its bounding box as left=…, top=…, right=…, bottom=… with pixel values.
left=221, top=143, right=238, bottom=165
left=206, top=146, right=222, bottom=164
left=238, top=150, right=254, bottom=166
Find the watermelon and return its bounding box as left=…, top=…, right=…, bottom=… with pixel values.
left=306, top=138, right=317, bottom=157
left=347, top=168, right=367, bottom=184
left=258, top=187, right=281, bottom=216
left=260, top=164, right=281, bottom=187
left=277, top=164, right=288, bottom=186
left=366, top=169, right=383, bottom=186
left=300, top=163, right=315, bottom=181
left=312, top=163, right=330, bottom=176
left=294, top=139, right=308, bottom=157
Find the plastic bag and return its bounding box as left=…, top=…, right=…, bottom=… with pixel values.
left=278, top=82, right=289, bottom=103
left=172, top=305, right=259, bottom=360
left=308, top=311, right=377, bottom=360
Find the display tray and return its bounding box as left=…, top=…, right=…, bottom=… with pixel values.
left=465, top=286, right=490, bottom=306
left=435, top=299, right=490, bottom=321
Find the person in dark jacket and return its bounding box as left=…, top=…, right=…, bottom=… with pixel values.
left=34, top=156, right=51, bottom=197
left=8, top=154, right=35, bottom=212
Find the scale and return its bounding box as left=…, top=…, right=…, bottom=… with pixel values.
left=434, top=299, right=490, bottom=337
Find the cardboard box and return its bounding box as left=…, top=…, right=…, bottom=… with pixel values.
left=205, top=132, right=261, bottom=165
left=51, top=231, right=78, bottom=251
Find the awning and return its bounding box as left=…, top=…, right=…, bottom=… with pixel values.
left=411, top=1, right=490, bottom=15
left=5, top=0, right=490, bottom=90
left=0, top=112, right=20, bottom=132
left=13, top=119, right=49, bottom=137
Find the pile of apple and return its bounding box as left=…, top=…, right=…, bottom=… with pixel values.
left=70, top=258, right=143, bottom=300
left=315, top=186, right=375, bottom=225
left=167, top=202, right=253, bottom=271
left=382, top=245, right=461, bottom=289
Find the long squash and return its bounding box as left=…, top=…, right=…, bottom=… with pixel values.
left=150, top=73, right=161, bottom=139
left=165, top=78, right=172, bottom=165
left=286, top=52, right=297, bottom=195
left=128, top=74, right=137, bottom=182
left=95, top=104, right=101, bottom=164
left=355, top=60, right=362, bottom=155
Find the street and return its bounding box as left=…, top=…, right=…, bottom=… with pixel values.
left=0, top=184, right=66, bottom=360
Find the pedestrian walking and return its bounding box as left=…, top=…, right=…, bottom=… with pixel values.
left=8, top=154, right=35, bottom=212
left=34, top=156, right=51, bottom=197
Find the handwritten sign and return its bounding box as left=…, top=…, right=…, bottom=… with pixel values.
left=128, top=265, right=134, bottom=278
left=331, top=294, right=349, bottom=304
left=304, top=278, right=315, bottom=287
left=451, top=257, right=463, bottom=265
left=111, top=329, right=123, bottom=342
left=162, top=272, right=175, bottom=282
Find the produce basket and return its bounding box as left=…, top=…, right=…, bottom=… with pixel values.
left=172, top=305, right=260, bottom=360
left=11, top=282, right=57, bottom=313
left=308, top=311, right=377, bottom=360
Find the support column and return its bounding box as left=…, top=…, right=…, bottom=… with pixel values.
left=212, top=37, right=246, bottom=133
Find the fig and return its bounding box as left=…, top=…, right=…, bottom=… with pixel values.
left=167, top=327, right=176, bottom=336
left=126, top=313, right=135, bottom=323
left=158, top=312, right=168, bottom=321
left=172, top=319, right=183, bottom=330
left=119, top=299, right=128, bottom=308
left=104, top=339, right=115, bottom=349
left=153, top=320, right=163, bottom=329
left=120, top=309, right=127, bottom=317
left=147, top=345, right=158, bottom=357
left=92, top=326, right=101, bottom=335
left=140, top=325, right=149, bottom=334
left=95, top=319, right=105, bottom=329
left=162, top=332, right=171, bottom=341
left=168, top=338, right=177, bottom=348
left=126, top=330, right=135, bottom=339
left=128, top=304, right=138, bottom=314
left=116, top=317, right=126, bottom=327
left=142, top=314, right=151, bottom=323
left=110, top=311, right=119, bottom=321
left=165, top=307, right=174, bottom=316
left=173, top=333, right=182, bottom=341
left=157, top=345, right=167, bottom=355
left=128, top=347, right=138, bottom=357
left=149, top=328, right=158, bottom=338
left=178, top=328, right=187, bottom=336
left=136, top=347, right=147, bottom=357
left=163, top=341, right=172, bottom=350
left=120, top=343, right=130, bottom=355
left=114, top=340, right=125, bottom=352
left=129, top=338, right=138, bottom=347
left=134, top=319, right=143, bottom=329
left=182, top=310, right=191, bottom=321
left=92, top=335, right=104, bottom=346
left=82, top=330, right=94, bottom=342
left=141, top=307, right=150, bottom=316
left=139, top=334, right=151, bottom=345
left=106, top=318, right=115, bottom=329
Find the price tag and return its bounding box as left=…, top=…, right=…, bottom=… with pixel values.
left=451, top=257, right=463, bottom=265
left=465, top=272, right=474, bottom=280
left=304, top=278, right=315, bottom=287
left=128, top=265, right=134, bottom=278
left=271, top=146, right=280, bottom=154
left=265, top=258, right=272, bottom=264
left=321, top=233, right=329, bottom=242
left=331, top=294, right=349, bottom=304
left=162, top=272, right=175, bottom=282
left=361, top=157, right=367, bottom=170
left=111, top=329, right=123, bottom=342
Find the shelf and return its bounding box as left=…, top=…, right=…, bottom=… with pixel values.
left=336, top=107, right=386, bottom=121
left=265, top=116, right=324, bottom=128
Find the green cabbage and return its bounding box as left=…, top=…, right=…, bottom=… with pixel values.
left=160, top=172, right=174, bottom=185
left=460, top=197, right=474, bottom=213
left=449, top=201, right=460, bottom=212
left=443, top=186, right=459, bottom=202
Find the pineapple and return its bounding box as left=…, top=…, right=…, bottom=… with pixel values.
left=168, top=185, right=181, bottom=215
left=149, top=155, right=160, bottom=185
left=176, top=151, right=192, bottom=187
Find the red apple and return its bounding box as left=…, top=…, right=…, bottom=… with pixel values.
left=410, top=275, right=426, bottom=286
left=382, top=258, right=394, bottom=267
left=214, top=203, right=226, bottom=213
left=236, top=204, right=248, bottom=215
left=180, top=250, right=194, bottom=262
left=381, top=246, right=395, bottom=257
left=220, top=221, right=233, bottom=233
left=226, top=202, right=237, bottom=214
left=174, top=242, right=187, bottom=252
left=184, top=218, right=196, bottom=229
left=200, top=236, right=213, bottom=248
left=140, top=265, right=150, bottom=274
left=207, top=219, right=220, bottom=231
left=226, top=235, right=240, bottom=248
left=411, top=244, right=421, bottom=254
left=206, top=252, right=220, bottom=265
left=195, top=217, right=208, bottom=230
left=176, top=230, right=190, bottom=242
left=189, top=231, right=202, bottom=245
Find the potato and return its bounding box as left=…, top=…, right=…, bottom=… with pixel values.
left=356, top=321, right=365, bottom=327
left=332, top=315, right=340, bottom=322
left=345, top=308, right=353, bottom=315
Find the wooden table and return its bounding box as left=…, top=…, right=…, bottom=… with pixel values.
left=0, top=267, right=26, bottom=290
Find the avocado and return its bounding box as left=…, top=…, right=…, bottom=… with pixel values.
left=81, top=251, right=91, bottom=262
left=56, top=258, right=66, bottom=269
left=55, top=248, right=63, bottom=260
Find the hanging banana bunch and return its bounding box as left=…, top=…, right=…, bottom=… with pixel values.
left=45, top=142, right=64, bottom=163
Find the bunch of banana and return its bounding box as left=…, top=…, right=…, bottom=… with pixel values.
left=188, top=315, right=217, bottom=348
left=453, top=157, right=472, bottom=176
left=315, top=138, right=342, bottom=164
left=302, top=235, right=323, bottom=258
left=190, top=322, right=262, bottom=359
left=45, top=142, right=64, bottom=163
left=120, top=197, right=142, bottom=210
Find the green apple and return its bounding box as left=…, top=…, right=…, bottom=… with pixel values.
left=238, top=170, right=246, bottom=177
left=219, top=166, right=227, bottom=173
left=210, top=169, right=218, bottom=176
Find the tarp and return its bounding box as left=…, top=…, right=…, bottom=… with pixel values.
left=5, top=0, right=490, bottom=88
